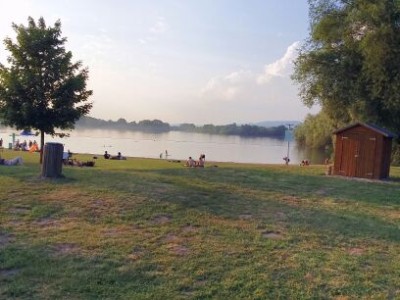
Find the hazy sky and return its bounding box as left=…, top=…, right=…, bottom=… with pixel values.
left=0, top=0, right=320, bottom=125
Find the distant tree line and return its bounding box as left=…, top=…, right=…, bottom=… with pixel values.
left=173, top=122, right=286, bottom=138
left=76, top=116, right=170, bottom=132
left=76, top=116, right=286, bottom=138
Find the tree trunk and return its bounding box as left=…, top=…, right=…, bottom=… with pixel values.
left=41, top=142, right=64, bottom=178
left=40, top=130, right=45, bottom=164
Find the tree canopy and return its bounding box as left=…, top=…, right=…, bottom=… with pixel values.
left=0, top=17, right=92, bottom=161
left=292, top=0, right=400, bottom=134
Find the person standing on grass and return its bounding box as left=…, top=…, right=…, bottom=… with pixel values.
left=197, top=154, right=205, bottom=167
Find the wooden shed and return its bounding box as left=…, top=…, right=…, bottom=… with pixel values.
left=333, top=123, right=394, bottom=179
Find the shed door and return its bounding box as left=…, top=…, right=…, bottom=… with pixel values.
left=339, top=136, right=359, bottom=177
left=339, top=135, right=376, bottom=178
left=356, top=136, right=376, bottom=178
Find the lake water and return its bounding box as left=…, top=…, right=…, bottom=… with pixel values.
left=1, top=128, right=327, bottom=165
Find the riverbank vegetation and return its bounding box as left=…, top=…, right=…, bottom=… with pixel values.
left=76, top=116, right=286, bottom=138
left=292, top=0, right=400, bottom=164
left=1, top=150, right=400, bottom=299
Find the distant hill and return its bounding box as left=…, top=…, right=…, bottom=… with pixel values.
left=254, top=121, right=301, bottom=128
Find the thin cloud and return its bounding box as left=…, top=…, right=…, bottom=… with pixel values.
left=201, top=70, right=254, bottom=101
left=196, top=42, right=317, bottom=123
left=201, top=43, right=301, bottom=103
left=137, top=17, right=169, bottom=45
left=149, top=17, right=168, bottom=34
left=257, top=41, right=300, bottom=84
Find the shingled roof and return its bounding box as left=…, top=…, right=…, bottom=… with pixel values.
left=333, top=122, right=395, bottom=138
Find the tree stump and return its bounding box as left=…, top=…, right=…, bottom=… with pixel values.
left=41, top=142, right=64, bottom=178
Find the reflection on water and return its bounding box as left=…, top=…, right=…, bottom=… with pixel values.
left=1, top=128, right=326, bottom=165
left=295, top=145, right=331, bottom=165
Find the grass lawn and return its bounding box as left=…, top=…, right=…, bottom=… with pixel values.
left=1, top=150, right=400, bottom=299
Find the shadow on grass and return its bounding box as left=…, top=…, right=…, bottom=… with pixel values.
left=5, top=165, right=400, bottom=245
left=55, top=166, right=400, bottom=244
left=0, top=244, right=165, bottom=299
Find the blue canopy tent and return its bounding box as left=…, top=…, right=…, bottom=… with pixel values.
left=20, top=130, right=36, bottom=136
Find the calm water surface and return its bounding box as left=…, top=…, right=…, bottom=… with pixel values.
left=2, top=128, right=326, bottom=165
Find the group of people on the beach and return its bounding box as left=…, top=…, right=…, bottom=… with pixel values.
left=0, top=137, right=39, bottom=152
left=185, top=154, right=206, bottom=168
left=300, top=159, right=310, bottom=166
left=13, top=139, right=39, bottom=152
left=103, top=151, right=126, bottom=160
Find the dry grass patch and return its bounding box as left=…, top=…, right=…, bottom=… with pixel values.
left=127, top=246, right=146, bottom=261
left=51, top=243, right=82, bottom=256
left=261, top=231, right=284, bottom=240
left=239, top=214, right=253, bottom=220
left=347, top=247, right=364, bottom=256
left=181, top=224, right=199, bottom=234
left=34, top=217, right=61, bottom=228
left=151, top=214, right=172, bottom=225
left=8, top=206, right=31, bottom=215
left=161, top=232, right=192, bottom=256
left=167, top=244, right=190, bottom=256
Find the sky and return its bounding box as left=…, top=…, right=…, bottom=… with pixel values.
left=0, top=0, right=320, bottom=125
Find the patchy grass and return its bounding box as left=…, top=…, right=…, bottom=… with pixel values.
left=1, top=150, right=400, bottom=299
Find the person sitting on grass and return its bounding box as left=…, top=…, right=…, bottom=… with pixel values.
left=197, top=154, right=205, bottom=168
left=185, top=156, right=196, bottom=167
left=104, top=151, right=110, bottom=159
left=0, top=156, right=24, bottom=166
left=300, top=159, right=310, bottom=166
left=110, top=152, right=126, bottom=160
left=65, top=159, right=95, bottom=167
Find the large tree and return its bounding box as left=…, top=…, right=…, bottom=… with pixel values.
left=0, top=17, right=92, bottom=162
left=292, top=0, right=400, bottom=134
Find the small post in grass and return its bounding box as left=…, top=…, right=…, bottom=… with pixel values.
left=284, top=124, right=293, bottom=165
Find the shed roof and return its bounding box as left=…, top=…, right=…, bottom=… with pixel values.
left=333, top=122, right=395, bottom=138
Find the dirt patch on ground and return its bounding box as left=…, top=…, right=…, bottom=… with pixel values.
left=167, top=244, right=190, bottom=256
left=163, top=233, right=181, bottom=243
left=181, top=225, right=199, bottom=233
left=262, top=231, right=283, bottom=240
left=93, top=199, right=107, bottom=207
left=101, top=227, right=126, bottom=238
left=304, top=272, right=315, bottom=282
left=9, top=206, right=31, bottom=215
left=35, top=218, right=60, bottom=228
left=239, top=214, right=253, bottom=220
left=161, top=232, right=190, bottom=256
left=39, top=189, right=86, bottom=203
left=152, top=214, right=172, bottom=225
left=128, top=246, right=146, bottom=261
left=52, top=243, right=81, bottom=256
left=348, top=248, right=364, bottom=256
left=275, top=212, right=287, bottom=220
left=281, top=195, right=302, bottom=206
